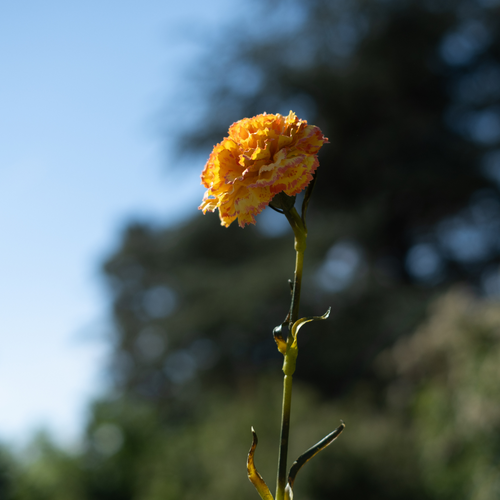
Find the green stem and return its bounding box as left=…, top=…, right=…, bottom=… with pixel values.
left=276, top=214, right=306, bottom=500
left=290, top=249, right=304, bottom=326
left=284, top=206, right=307, bottom=328
left=276, top=373, right=293, bottom=500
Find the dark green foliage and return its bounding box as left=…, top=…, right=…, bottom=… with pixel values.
left=379, top=289, right=500, bottom=499
left=178, top=0, right=500, bottom=284
left=12, top=0, right=500, bottom=498
left=98, top=0, right=500, bottom=497
left=0, top=446, right=17, bottom=500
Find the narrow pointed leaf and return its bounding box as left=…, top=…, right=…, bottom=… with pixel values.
left=247, top=427, right=274, bottom=500
left=287, top=421, right=345, bottom=490
left=291, top=307, right=331, bottom=348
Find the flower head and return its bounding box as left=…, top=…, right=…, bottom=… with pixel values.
left=199, top=111, right=328, bottom=228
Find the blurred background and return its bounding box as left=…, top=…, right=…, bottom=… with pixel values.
left=2, top=0, right=500, bottom=498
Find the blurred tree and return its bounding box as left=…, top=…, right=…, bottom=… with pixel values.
left=0, top=445, right=17, bottom=500
left=8, top=379, right=434, bottom=500
left=7, top=433, right=84, bottom=500
left=176, top=0, right=500, bottom=284
left=13, top=1, right=500, bottom=499
left=378, top=288, right=500, bottom=499
left=107, top=0, right=500, bottom=402
left=97, top=0, right=500, bottom=497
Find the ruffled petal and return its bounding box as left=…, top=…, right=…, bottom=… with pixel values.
left=199, top=111, right=328, bottom=227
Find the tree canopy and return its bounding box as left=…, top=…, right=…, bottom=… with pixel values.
left=6, top=1, right=500, bottom=499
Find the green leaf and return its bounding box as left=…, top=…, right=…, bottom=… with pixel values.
left=287, top=421, right=345, bottom=493
left=290, top=307, right=331, bottom=349
left=247, top=427, right=274, bottom=500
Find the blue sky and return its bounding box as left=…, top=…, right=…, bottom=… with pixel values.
left=0, top=0, right=236, bottom=447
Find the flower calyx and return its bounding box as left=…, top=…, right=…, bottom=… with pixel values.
left=269, top=192, right=296, bottom=214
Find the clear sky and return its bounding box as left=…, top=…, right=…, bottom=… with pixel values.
left=0, top=0, right=235, bottom=447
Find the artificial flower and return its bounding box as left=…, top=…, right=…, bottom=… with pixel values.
left=199, top=111, right=328, bottom=227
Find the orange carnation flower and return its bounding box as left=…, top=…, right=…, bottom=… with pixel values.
left=199, top=111, right=328, bottom=228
